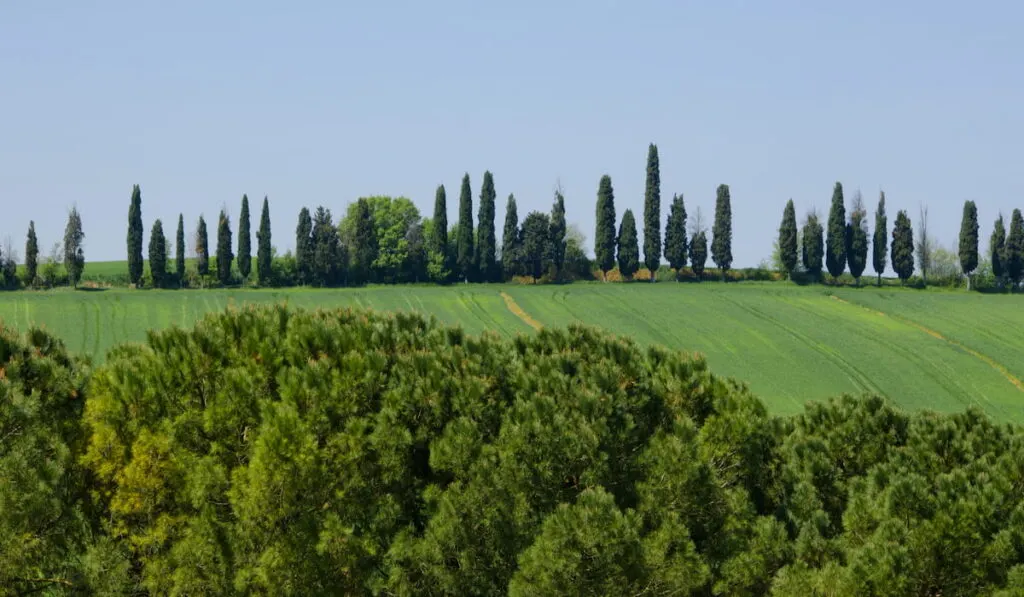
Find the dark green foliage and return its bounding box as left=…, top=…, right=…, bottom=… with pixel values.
left=991, top=214, right=1007, bottom=280
left=959, top=200, right=979, bottom=284
left=643, top=143, right=661, bottom=278
left=502, top=193, right=520, bottom=279
left=311, top=206, right=344, bottom=286
left=891, top=209, right=915, bottom=283
left=148, top=219, right=167, bottom=288
left=196, top=216, right=210, bottom=277
left=846, top=191, right=869, bottom=284
left=595, top=174, right=617, bottom=279
left=216, top=209, right=233, bottom=286
left=456, top=173, right=475, bottom=282
left=24, top=220, right=38, bottom=285
left=521, top=210, right=551, bottom=281
left=430, top=185, right=450, bottom=282
left=826, top=181, right=847, bottom=278
left=778, top=200, right=798, bottom=278
left=348, top=198, right=377, bottom=286
left=175, top=214, right=185, bottom=284
left=617, top=209, right=640, bottom=279
left=690, top=231, right=708, bottom=278
left=872, top=191, right=888, bottom=285
left=1006, top=209, right=1024, bottom=287
left=664, top=193, right=688, bottom=275
left=476, top=171, right=497, bottom=282
left=238, top=194, right=251, bottom=280
left=295, top=207, right=313, bottom=284
left=127, top=184, right=143, bottom=286
left=63, top=206, right=85, bottom=287
left=802, top=212, right=824, bottom=277
left=256, top=197, right=272, bottom=286
left=711, top=184, right=733, bottom=279
left=339, top=196, right=418, bottom=283
left=548, top=189, right=566, bottom=277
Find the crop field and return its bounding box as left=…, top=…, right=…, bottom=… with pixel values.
left=0, top=283, right=1021, bottom=422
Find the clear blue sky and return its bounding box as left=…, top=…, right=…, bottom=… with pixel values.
left=2, top=1, right=1022, bottom=267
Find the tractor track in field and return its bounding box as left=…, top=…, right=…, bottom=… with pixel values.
left=499, top=292, right=542, bottom=331
left=829, top=294, right=1024, bottom=394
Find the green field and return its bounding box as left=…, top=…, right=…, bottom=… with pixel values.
left=0, top=283, right=1021, bottom=422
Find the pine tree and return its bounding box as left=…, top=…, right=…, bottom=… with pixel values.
left=63, top=207, right=85, bottom=288
left=148, top=219, right=167, bottom=288
left=127, top=184, right=143, bottom=286
left=350, top=198, right=378, bottom=286
left=690, top=231, right=708, bottom=280
left=257, top=197, right=272, bottom=286
left=549, top=189, right=566, bottom=279
left=238, top=194, right=251, bottom=280
left=476, top=171, right=497, bottom=282
left=643, top=143, right=661, bottom=280
left=891, top=210, right=915, bottom=284
left=216, top=209, right=233, bottom=286
left=1006, top=209, right=1024, bottom=289
left=502, top=194, right=520, bottom=280
left=826, top=181, right=847, bottom=279
left=595, top=175, right=617, bottom=280
left=778, top=200, right=798, bottom=279
left=25, top=221, right=38, bottom=286
left=196, top=216, right=209, bottom=277
left=959, top=200, right=979, bottom=289
left=295, top=207, right=313, bottom=284
left=663, top=193, right=688, bottom=278
left=991, top=214, right=1007, bottom=283
left=431, top=184, right=450, bottom=279
left=711, top=184, right=733, bottom=280
left=521, top=211, right=551, bottom=282
left=802, top=212, right=824, bottom=278
left=617, top=209, right=639, bottom=280
left=872, top=191, right=888, bottom=286
left=456, top=173, right=475, bottom=282
left=846, top=190, right=869, bottom=285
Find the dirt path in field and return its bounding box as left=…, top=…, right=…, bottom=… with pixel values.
left=500, top=292, right=542, bottom=331
left=829, top=294, right=1024, bottom=393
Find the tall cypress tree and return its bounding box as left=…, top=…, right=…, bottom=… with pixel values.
left=127, top=184, right=143, bottom=286
left=617, top=209, right=640, bottom=280
left=216, top=209, right=233, bottom=286
left=175, top=214, right=185, bottom=285
left=64, top=207, right=85, bottom=288
left=502, top=194, right=520, bottom=280
left=711, top=184, right=733, bottom=280
left=476, top=171, right=497, bottom=282
left=690, top=231, right=708, bottom=280
left=148, top=219, right=167, bottom=288
left=431, top=185, right=449, bottom=272
left=958, top=200, right=979, bottom=289
left=25, top=221, right=38, bottom=285
left=521, top=211, right=551, bottom=282
left=238, top=194, right=251, bottom=280
left=549, top=189, right=566, bottom=278
left=891, top=210, right=915, bottom=284
left=595, top=175, right=617, bottom=280
left=257, top=196, right=272, bottom=286
left=643, top=143, right=661, bottom=280
left=846, top=191, right=869, bottom=285
left=350, top=198, right=378, bottom=286
left=778, top=200, right=798, bottom=279
left=872, top=191, right=888, bottom=286
left=826, top=181, right=847, bottom=279
left=1006, top=209, right=1024, bottom=289
left=196, top=216, right=209, bottom=277
left=802, top=212, right=824, bottom=278
left=296, top=207, right=313, bottom=284
left=991, top=214, right=1007, bottom=283
left=456, top=173, right=475, bottom=283
left=664, top=193, right=688, bottom=278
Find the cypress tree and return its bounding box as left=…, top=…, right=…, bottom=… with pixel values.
left=521, top=211, right=551, bottom=282
left=311, top=206, right=344, bottom=286
left=991, top=214, right=1007, bottom=282
left=238, top=194, right=251, bottom=280
left=350, top=198, right=378, bottom=286
left=476, top=171, right=497, bottom=282
left=826, top=181, right=847, bottom=279
left=802, top=212, right=824, bottom=278
left=25, top=221, right=38, bottom=286
left=431, top=184, right=449, bottom=276
left=456, top=173, right=475, bottom=282
left=175, top=214, right=185, bottom=285
left=846, top=191, right=869, bottom=285
left=690, top=231, right=708, bottom=280
left=617, top=209, right=640, bottom=280
left=778, top=200, right=798, bottom=279
left=196, top=216, right=209, bottom=277
left=643, top=143, right=661, bottom=280
left=216, top=209, right=233, bottom=286
left=148, top=219, right=167, bottom=288
left=295, top=207, right=312, bottom=284
left=127, top=184, right=143, bottom=286
left=549, top=190, right=566, bottom=278
left=711, top=184, right=733, bottom=280
left=63, top=207, right=85, bottom=288
left=257, top=197, right=272, bottom=286
left=872, top=191, right=888, bottom=285
left=958, top=200, right=979, bottom=289
left=1006, top=209, right=1024, bottom=289
left=502, top=194, right=520, bottom=280
left=891, top=209, right=915, bottom=284
left=664, top=193, right=688, bottom=278
left=595, top=175, right=617, bottom=280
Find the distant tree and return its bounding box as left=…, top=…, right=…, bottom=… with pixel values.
left=216, top=209, right=234, bottom=285
left=456, top=173, right=475, bottom=282
left=802, top=211, right=824, bottom=278
left=664, top=193, right=688, bottom=279
left=521, top=211, right=551, bottom=282
left=778, top=200, right=798, bottom=279
left=238, top=194, right=252, bottom=280
left=257, top=197, right=272, bottom=286
left=311, top=206, right=344, bottom=286
left=643, top=143, right=661, bottom=280
left=548, top=188, right=567, bottom=278
left=617, top=209, right=640, bottom=280
left=195, top=216, right=209, bottom=277
left=502, top=193, right=521, bottom=279
left=476, top=171, right=497, bottom=282
left=891, top=209, right=915, bottom=284
left=595, top=174, right=617, bottom=280
left=175, top=214, right=185, bottom=285
left=711, top=184, right=733, bottom=280
left=872, top=191, right=888, bottom=286
left=148, top=219, right=167, bottom=288
left=24, top=221, right=38, bottom=286
left=846, top=190, right=869, bottom=285
left=295, top=207, right=313, bottom=284
left=690, top=231, right=708, bottom=279
left=563, top=223, right=592, bottom=280
left=825, top=182, right=847, bottom=279
left=958, top=200, right=979, bottom=289
left=127, top=184, right=143, bottom=286
left=405, top=221, right=427, bottom=283
left=430, top=184, right=450, bottom=281
left=1006, top=209, right=1024, bottom=290
left=63, top=207, right=85, bottom=287
left=991, top=214, right=1007, bottom=283
left=916, top=204, right=933, bottom=285
left=349, top=198, right=378, bottom=286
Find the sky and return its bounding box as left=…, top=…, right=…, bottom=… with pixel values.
left=2, top=0, right=1022, bottom=267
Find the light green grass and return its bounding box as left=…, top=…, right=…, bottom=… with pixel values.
left=0, top=283, right=1021, bottom=422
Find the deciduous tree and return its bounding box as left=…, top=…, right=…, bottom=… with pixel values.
left=595, top=174, right=617, bottom=280
left=643, top=143, right=661, bottom=280
left=617, top=209, right=640, bottom=279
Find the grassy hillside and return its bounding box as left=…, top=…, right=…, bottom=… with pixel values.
left=0, top=282, right=1021, bottom=422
